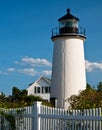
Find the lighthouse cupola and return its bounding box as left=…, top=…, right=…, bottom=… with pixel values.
left=51, top=8, right=86, bottom=39
left=58, top=8, right=79, bottom=34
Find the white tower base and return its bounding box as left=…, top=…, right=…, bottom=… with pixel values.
left=51, top=36, right=86, bottom=109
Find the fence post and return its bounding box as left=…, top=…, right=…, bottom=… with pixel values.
left=33, top=101, right=42, bottom=130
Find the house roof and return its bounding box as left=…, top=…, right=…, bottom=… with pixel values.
left=27, top=76, right=51, bottom=88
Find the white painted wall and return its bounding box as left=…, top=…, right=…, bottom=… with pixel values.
left=26, top=77, right=51, bottom=101
left=51, top=36, right=86, bottom=109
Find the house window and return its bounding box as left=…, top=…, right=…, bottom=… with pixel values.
left=49, top=87, right=51, bottom=93
left=37, top=87, right=40, bottom=93
left=34, top=87, right=37, bottom=93
left=34, top=87, right=41, bottom=93
left=42, top=87, right=45, bottom=93
left=45, top=87, right=49, bottom=93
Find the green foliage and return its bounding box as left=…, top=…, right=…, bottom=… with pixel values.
left=42, top=101, right=54, bottom=107
left=68, top=83, right=102, bottom=110
left=97, top=82, right=102, bottom=91
left=0, top=86, right=53, bottom=129
left=0, top=109, right=16, bottom=130
left=0, top=108, right=25, bottom=130
left=0, top=86, right=45, bottom=108
left=5, top=114, right=16, bottom=130
left=12, top=87, right=28, bottom=101
left=25, top=95, right=43, bottom=106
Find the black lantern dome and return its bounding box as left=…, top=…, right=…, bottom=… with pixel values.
left=58, top=8, right=79, bottom=22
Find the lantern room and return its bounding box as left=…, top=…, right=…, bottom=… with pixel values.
left=58, top=8, right=79, bottom=34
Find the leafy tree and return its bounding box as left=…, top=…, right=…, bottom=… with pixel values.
left=12, top=87, right=27, bottom=101
left=0, top=86, right=47, bottom=108
left=68, top=83, right=102, bottom=110
left=0, top=92, right=7, bottom=108
left=97, top=82, right=102, bottom=91
left=25, top=95, right=43, bottom=106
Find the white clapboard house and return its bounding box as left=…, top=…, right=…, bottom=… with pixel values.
left=26, top=77, right=51, bottom=101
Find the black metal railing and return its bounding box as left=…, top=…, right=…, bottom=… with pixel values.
left=51, top=26, right=86, bottom=37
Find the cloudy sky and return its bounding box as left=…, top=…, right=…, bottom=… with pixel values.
left=0, top=0, right=102, bottom=95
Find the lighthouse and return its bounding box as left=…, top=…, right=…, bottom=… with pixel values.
left=50, top=8, right=86, bottom=109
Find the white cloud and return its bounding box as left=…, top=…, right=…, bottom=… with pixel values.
left=7, top=68, right=15, bottom=72
left=15, top=61, right=26, bottom=66
left=1, top=56, right=52, bottom=77
left=85, top=60, right=102, bottom=72
left=6, top=56, right=102, bottom=76
left=38, top=70, right=52, bottom=76
left=20, top=56, right=52, bottom=67
left=18, top=68, right=37, bottom=76
left=3, top=58, right=102, bottom=76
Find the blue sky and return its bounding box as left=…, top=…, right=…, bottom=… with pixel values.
left=0, top=0, right=102, bottom=95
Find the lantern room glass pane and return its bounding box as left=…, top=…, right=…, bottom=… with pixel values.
left=59, top=20, right=78, bottom=29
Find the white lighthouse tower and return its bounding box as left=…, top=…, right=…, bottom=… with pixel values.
left=50, top=8, right=86, bottom=109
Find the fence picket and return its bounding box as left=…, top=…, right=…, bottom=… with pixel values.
left=0, top=102, right=102, bottom=130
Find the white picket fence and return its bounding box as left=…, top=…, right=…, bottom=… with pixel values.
left=0, top=102, right=102, bottom=130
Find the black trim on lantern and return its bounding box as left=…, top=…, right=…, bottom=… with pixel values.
left=51, top=34, right=86, bottom=40
left=51, top=26, right=86, bottom=39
